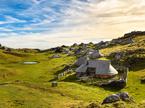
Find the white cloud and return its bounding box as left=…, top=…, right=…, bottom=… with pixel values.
left=1, top=0, right=145, bottom=48
left=0, top=16, right=26, bottom=25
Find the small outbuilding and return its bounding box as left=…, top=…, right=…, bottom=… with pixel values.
left=88, top=50, right=103, bottom=59
left=76, top=60, right=118, bottom=78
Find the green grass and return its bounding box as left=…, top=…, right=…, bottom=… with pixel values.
left=0, top=35, right=145, bottom=108
left=100, top=35, right=145, bottom=56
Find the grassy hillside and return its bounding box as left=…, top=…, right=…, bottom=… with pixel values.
left=0, top=33, right=145, bottom=108
left=101, top=35, right=145, bottom=56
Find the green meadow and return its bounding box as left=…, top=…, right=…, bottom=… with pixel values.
left=0, top=35, right=145, bottom=108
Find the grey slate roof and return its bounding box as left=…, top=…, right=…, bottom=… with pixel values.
left=75, top=56, right=88, bottom=66
left=76, top=64, right=87, bottom=73
left=89, top=50, right=102, bottom=59
left=76, top=60, right=118, bottom=75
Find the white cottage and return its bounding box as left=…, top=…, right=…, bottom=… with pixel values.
left=76, top=60, right=118, bottom=78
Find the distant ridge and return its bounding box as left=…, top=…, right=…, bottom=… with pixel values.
left=0, top=31, right=145, bottom=51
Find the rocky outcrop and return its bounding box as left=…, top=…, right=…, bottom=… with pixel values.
left=95, top=31, right=145, bottom=49
left=116, top=92, right=130, bottom=101
left=96, top=41, right=110, bottom=49
left=108, top=48, right=145, bottom=67
left=102, top=92, right=132, bottom=104
left=102, top=94, right=120, bottom=104
left=51, top=54, right=61, bottom=58
left=111, top=37, right=134, bottom=45
left=123, top=31, right=145, bottom=38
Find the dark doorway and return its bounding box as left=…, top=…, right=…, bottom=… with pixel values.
left=86, top=67, right=95, bottom=76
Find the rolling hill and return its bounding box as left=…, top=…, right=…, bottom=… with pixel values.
left=0, top=31, right=145, bottom=108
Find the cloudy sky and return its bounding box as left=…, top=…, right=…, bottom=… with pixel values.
left=0, top=0, right=145, bottom=49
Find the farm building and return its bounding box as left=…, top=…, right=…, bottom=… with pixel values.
left=76, top=60, right=118, bottom=78
left=88, top=50, right=103, bottom=59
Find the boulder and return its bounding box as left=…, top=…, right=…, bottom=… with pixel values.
left=115, top=53, right=123, bottom=60
left=96, top=41, right=110, bottom=49
left=51, top=47, right=63, bottom=53
left=74, top=48, right=87, bottom=55
left=74, top=49, right=81, bottom=55
left=116, top=92, right=130, bottom=101
left=109, top=52, right=124, bottom=60
left=63, top=49, right=70, bottom=54
left=51, top=54, right=61, bottom=58
left=69, top=47, right=75, bottom=51
left=102, top=94, right=120, bottom=104
left=102, top=92, right=132, bottom=104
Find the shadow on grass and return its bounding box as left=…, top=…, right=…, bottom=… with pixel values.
left=62, top=74, right=78, bottom=82
left=48, top=73, right=78, bottom=82
left=130, top=61, right=145, bottom=71
left=99, top=80, right=126, bottom=92
left=49, top=78, right=57, bottom=82
left=101, top=86, right=122, bottom=92
left=49, top=72, right=124, bottom=92
left=62, top=74, right=123, bottom=92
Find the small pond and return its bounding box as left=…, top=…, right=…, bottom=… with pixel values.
left=23, top=61, right=39, bottom=64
